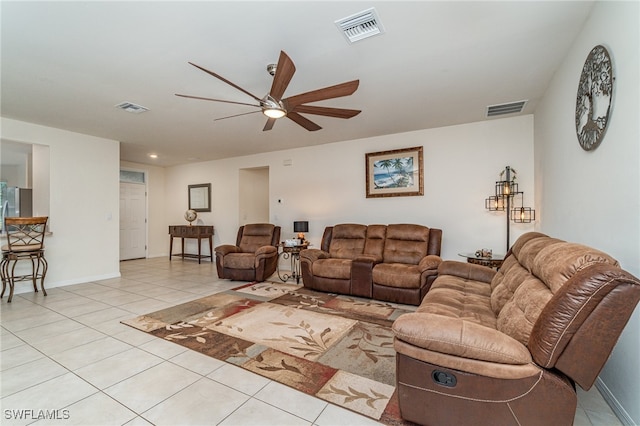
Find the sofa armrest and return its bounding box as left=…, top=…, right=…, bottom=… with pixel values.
left=214, top=244, right=241, bottom=256
left=437, top=260, right=496, bottom=283
left=354, top=254, right=382, bottom=264
left=300, top=248, right=329, bottom=264
left=419, top=255, right=442, bottom=271
left=255, top=245, right=277, bottom=256
left=254, top=245, right=277, bottom=266
left=393, top=312, right=532, bottom=365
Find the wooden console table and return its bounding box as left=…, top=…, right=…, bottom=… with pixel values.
left=168, top=225, right=214, bottom=263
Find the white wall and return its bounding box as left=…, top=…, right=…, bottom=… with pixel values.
left=1, top=117, right=121, bottom=290
left=160, top=115, right=535, bottom=262
left=534, top=1, right=639, bottom=423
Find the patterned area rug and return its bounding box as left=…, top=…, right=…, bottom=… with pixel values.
left=122, top=282, right=416, bottom=424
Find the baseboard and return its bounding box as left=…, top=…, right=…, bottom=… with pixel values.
left=9, top=272, right=122, bottom=295
left=596, top=377, right=636, bottom=426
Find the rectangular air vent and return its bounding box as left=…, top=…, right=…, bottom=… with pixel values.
left=486, top=100, right=527, bottom=117
left=335, top=8, right=385, bottom=43
left=115, top=102, right=149, bottom=113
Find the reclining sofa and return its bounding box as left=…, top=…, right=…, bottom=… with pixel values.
left=392, top=232, right=640, bottom=425
left=300, top=223, right=442, bottom=305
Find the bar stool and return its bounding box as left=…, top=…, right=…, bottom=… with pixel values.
left=1, top=216, right=48, bottom=303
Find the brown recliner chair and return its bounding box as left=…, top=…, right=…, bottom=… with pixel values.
left=214, top=223, right=281, bottom=282
left=392, top=232, right=640, bottom=425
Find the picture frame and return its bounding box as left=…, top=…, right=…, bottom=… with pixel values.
left=188, top=183, right=211, bottom=212
left=365, top=146, right=424, bottom=198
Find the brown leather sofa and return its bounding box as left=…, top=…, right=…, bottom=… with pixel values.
left=300, top=223, right=443, bottom=305
left=214, top=223, right=281, bottom=282
left=392, top=232, right=640, bottom=425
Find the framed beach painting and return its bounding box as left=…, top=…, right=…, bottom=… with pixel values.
left=365, top=146, right=424, bottom=198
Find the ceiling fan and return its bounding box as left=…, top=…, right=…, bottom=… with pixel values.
left=175, top=50, right=361, bottom=132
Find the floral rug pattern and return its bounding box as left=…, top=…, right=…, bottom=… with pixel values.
left=122, top=282, right=415, bottom=423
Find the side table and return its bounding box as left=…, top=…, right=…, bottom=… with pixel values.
left=277, top=243, right=308, bottom=283
left=169, top=225, right=214, bottom=264
left=458, top=252, right=505, bottom=270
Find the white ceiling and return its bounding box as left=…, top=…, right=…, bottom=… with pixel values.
left=1, top=1, right=594, bottom=167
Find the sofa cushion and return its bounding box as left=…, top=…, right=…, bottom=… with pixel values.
left=418, top=275, right=496, bottom=329
left=364, top=224, right=387, bottom=259
left=372, top=263, right=421, bottom=289
left=383, top=224, right=430, bottom=264
left=313, top=258, right=353, bottom=280
left=239, top=224, right=276, bottom=253
left=328, top=224, right=367, bottom=259
left=224, top=253, right=257, bottom=269
left=393, top=312, right=532, bottom=365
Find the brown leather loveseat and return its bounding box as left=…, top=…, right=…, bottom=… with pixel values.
left=300, top=223, right=442, bottom=305
left=392, top=232, right=640, bottom=425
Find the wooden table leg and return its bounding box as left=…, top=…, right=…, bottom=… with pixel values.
left=169, top=236, right=173, bottom=260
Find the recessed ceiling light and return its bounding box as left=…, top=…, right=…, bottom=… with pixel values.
left=149, top=154, right=158, bottom=159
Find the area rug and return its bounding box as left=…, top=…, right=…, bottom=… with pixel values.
left=122, top=282, right=416, bottom=424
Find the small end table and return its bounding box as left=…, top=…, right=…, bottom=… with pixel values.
left=277, top=243, right=309, bottom=283
left=458, top=252, right=505, bottom=270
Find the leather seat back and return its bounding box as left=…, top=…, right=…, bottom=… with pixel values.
left=364, top=225, right=387, bottom=259
left=327, top=224, right=367, bottom=259
left=382, top=224, right=430, bottom=265
left=238, top=223, right=277, bottom=253
left=488, top=232, right=637, bottom=389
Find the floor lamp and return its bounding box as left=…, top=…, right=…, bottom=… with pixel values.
left=484, top=166, right=535, bottom=252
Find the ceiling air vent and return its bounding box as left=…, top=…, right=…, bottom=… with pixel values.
left=486, top=100, right=527, bottom=117
left=115, top=102, right=149, bottom=114
left=335, top=8, right=385, bottom=43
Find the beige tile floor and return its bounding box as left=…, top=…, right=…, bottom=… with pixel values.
left=0, top=257, right=624, bottom=426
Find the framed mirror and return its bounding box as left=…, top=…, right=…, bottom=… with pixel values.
left=188, top=183, right=211, bottom=212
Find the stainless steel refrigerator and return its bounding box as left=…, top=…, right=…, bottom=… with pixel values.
left=1, top=187, right=33, bottom=225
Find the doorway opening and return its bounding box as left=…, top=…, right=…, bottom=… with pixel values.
left=239, top=167, right=269, bottom=225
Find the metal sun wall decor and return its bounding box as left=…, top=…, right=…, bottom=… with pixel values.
left=575, top=45, right=614, bottom=151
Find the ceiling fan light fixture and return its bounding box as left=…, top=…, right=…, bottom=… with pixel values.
left=263, top=108, right=286, bottom=119
left=261, top=95, right=286, bottom=119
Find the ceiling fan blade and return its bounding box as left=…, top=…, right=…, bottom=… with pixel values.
left=284, top=80, right=360, bottom=108
left=188, top=62, right=262, bottom=102
left=214, top=110, right=262, bottom=121
left=175, top=94, right=261, bottom=108
left=291, top=105, right=361, bottom=119
left=263, top=118, right=276, bottom=131
left=287, top=112, right=322, bottom=131
left=269, top=51, right=296, bottom=100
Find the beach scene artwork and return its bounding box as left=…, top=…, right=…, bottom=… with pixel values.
left=366, top=146, right=423, bottom=198
left=373, top=156, right=415, bottom=189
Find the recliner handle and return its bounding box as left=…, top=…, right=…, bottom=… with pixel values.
left=432, top=370, right=457, bottom=387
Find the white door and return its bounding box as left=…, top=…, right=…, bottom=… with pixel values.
left=120, top=182, right=147, bottom=260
